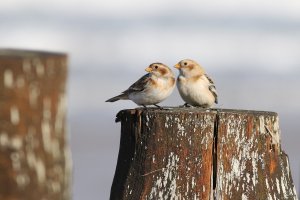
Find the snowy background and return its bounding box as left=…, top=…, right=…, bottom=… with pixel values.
left=1, top=0, right=299, bottom=199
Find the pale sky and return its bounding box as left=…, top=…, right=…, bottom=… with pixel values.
left=0, top=0, right=300, bottom=72
left=2, top=0, right=300, bottom=19
left=1, top=0, right=300, bottom=73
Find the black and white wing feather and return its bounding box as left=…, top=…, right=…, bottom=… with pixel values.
left=205, top=74, right=218, bottom=104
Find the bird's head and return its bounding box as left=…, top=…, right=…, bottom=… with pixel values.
left=174, top=59, right=205, bottom=77
left=145, top=63, right=174, bottom=78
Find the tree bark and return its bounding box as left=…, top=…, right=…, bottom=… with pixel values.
left=215, top=110, right=297, bottom=200
left=110, top=108, right=298, bottom=200
left=0, top=49, right=72, bottom=200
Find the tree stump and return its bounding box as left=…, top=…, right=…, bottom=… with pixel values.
left=0, top=49, right=72, bottom=200
left=110, top=108, right=298, bottom=200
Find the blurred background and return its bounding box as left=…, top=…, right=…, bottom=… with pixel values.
left=1, top=0, right=299, bottom=199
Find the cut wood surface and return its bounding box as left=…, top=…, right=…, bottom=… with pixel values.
left=110, top=108, right=298, bottom=200
left=0, top=49, right=72, bottom=200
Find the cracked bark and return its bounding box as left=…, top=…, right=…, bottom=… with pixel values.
left=0, top=49, right=72, bottom=200
left=110, top=108, right=298, bottom=200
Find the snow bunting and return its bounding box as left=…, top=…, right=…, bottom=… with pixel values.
left=174, top=59, right=218, bottom=108
left=106, top=63, right=175, bottom=108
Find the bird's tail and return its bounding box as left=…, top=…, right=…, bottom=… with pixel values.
left=105, top=93, right=128, bottom=102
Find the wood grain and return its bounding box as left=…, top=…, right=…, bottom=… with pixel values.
left=0, top=49, right=71, bottom=200
left=110, top=108, right=298, bottom=200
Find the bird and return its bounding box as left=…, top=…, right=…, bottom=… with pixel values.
left=174, top=59, right=218, bottom=108
left=106, top=63, right=176, bottom=108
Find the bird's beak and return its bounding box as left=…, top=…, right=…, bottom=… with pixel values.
left=145, top=67, right=152, bottom=72
left=174, top=63, right=181, bottom=69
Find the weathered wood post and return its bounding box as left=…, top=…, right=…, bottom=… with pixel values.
left=0, top=49, right=72, bottom=200
left=110, top=108, right=298, bottom=200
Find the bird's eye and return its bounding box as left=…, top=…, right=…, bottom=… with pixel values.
left=183, top=62, right=187, bottom=66
left=154, top=65, right=158, bottom=69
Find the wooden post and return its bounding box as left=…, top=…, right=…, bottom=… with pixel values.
left=110, top=108, right=298, bottom=200
left=0, top=49, right=72, bottom=200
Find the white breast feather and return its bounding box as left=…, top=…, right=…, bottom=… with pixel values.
left=177, top=75, right=215, bottom=107
left=129, top=77, right=174, bottom=105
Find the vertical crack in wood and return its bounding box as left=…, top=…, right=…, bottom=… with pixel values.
left=134, top=109, right=143, bottom=153
left=135, top=109, right=144, bottom=200
left=212, top=110, right=219, bottom=200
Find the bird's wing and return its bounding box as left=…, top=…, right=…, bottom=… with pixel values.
left=122, top=73, right=151, bottom=94
left=205, top=74, right=218, bottom=104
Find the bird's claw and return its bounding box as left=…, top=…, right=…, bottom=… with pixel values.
left=179, top=103, right=192, bottom=108
left=154, top=104, right=164, bottom=110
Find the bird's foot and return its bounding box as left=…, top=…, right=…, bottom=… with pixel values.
left=142, top=105, right=148, bottom=110
left=179, top=103, right=192, bottom=108
left=154, top=104, right=164, bottom=110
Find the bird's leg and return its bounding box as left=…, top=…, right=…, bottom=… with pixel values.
left=142, top=105, right=148, bottom=110
left=183, top=103, right=192, bottom=107
left=154, top=104, right=163, bottom=110
left=179, top=103, right=189, bottom=108
left=200, top=104, right=209, bottom=109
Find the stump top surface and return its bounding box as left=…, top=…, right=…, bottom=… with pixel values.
left=118, top=107, right=277, bottom=116
left=0, top=48, right=66, bottom=57
left=116, top=107, right=278, bottom=122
